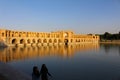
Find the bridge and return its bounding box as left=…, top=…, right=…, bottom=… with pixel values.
left=0, top=29, right=99, bottom=47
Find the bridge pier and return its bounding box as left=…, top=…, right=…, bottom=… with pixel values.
left=42, top=43, right=48, bottom=46
left=53, top=43, right=58, bottom=46
left=37, top=43, right=42, bottom=47
left=31, top=43, right=37, bottom=47
left=48, top=43, right=53, bottom=46
left=24, top=44, right=31, bottom=47
left=58, top=43, right=63, bottom=45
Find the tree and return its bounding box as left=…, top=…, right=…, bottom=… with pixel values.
left=103, top=32, right=111, bottom=40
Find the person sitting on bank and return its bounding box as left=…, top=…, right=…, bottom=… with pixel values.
left=40, top=64, right=52, bottom=80
left=32, top=66, right=40, bottom=80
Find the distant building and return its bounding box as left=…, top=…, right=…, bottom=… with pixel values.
left=0, top=29, right=99, bottom=47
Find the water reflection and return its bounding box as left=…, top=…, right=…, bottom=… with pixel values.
left=101, top=44, right=120, bottom=56
left=0, top=43, right=99, bottom=63
left=119, top=46, right=120, bottom=54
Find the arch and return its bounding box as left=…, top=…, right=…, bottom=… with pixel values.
left=2, top=33, right=4, bottom=37
left=43, top=39, right=47, bottom=43
left=37, top=33, right=39, bottom=37
left=81, top=39, right=83, bottom=42
left=27, top=39, right=31, bottom=44
left=84, top=39, right=85, bottom=42
left=58, top=39, right=62, bottom=43
left=12, top=39, right=17, bottom=44
left=15, top=32, right=18, bottom=37
left=64, top=39, right=68, bottom=45
left=19, top=33, right=22, bottom=37
left=23, top=32, right=26, bottom=37
left=49, top=39, right=52, bottom=43
left=12, top=34, right=14, bottom=37
left=64, top=33, right=68, bottom=38
left=38, top=39, right=41, bottom=43
left=54, top=39, right=57, bottom=43
left=20, top=39, right=25, bottom=44
left=56, top=34, right=59, bottom=38
left=76, top=39, right=77, bottom=42
left=32, top=39, right=36, bottom=43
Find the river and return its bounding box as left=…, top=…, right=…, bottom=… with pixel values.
left=0, top=43, right=120, bottom=80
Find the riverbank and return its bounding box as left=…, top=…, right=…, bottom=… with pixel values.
left=0, top=62, right=31, bottom=80
left=100, top=40, right=120, bottom=44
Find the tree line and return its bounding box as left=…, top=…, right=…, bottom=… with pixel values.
left=99, top=32, right=120, bottom=41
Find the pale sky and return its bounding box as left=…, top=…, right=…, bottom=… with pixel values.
left=0, top=0, right=120, bottom=34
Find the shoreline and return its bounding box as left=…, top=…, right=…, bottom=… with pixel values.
left=100, top=41, right=120, bottom=44
left=0, top=62, right=31, bottom=80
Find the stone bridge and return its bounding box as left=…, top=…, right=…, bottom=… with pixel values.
left=0, top=29, right=99, bottom=47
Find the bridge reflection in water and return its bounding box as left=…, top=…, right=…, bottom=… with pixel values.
left=0, top=43, right=99, bottom=63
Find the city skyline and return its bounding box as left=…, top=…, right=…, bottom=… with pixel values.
left=0, top=0, right=120, bottom=34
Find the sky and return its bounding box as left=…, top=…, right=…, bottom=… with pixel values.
left=0, top=0, right=120, bottom=34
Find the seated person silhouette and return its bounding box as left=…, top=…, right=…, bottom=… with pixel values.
left=32, top=66, right=40, bottom=80
left=40, top=64, right=52, bottom=80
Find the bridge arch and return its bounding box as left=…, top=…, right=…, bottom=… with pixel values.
left=38, top=39, right=41, bottom=43
left=64, top=39, right=68, bottom=45
left=64, top=32, right=68, bottom=38
left=27, top=39, right=31, bottom=44
left=19, top=32, right=22, bottom=37
left=32, top=39, right=36, bottom=43
left=49, top=39, right=52, bottom=43
left=43, top=39, right=47, bottom=43
left=12, top=39, right=17, bottom=44
left=20, top=39, right=25, bottom=44
left=58, top=39, right=62, bottom=43
left=54, top=39, right=57, bottom=43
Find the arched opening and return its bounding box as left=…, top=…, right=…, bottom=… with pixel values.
left=2, top=33, right=4, bottom=37
left=12, top=34, right=14, bottom=37
left=27, top=39, right=31, bottom=44
left=12, top=39, right=17, bottom=44
left=54, top=39, right=57, bottom=43
left=43, top=39, right=47, bottom=43
left=20, top=39, right=25, bottom=44
left=81, top=39, right=83, bottom=42
left=32, top=39, right=36, bottom=43
left=49, top=39, right=52, bottom=43
left=64, top=33, right=68, bottom=38
left=58, top=39, right=62, bottom=43
left=37, top=33, right=39, bottom=37
left=77, top=39, right=80, bottom=42
left=15, top=32, right=18, bottom=37
left=76, top=39, right=77, bottom=42
left=19, top=33, right=22, bottom=37
left=38, top=39, right=41, bottom=43
left=64, top=39, right=68, bottom=45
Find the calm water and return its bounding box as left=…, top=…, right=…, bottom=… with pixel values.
left=0, top=44, right=120, bottom=80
